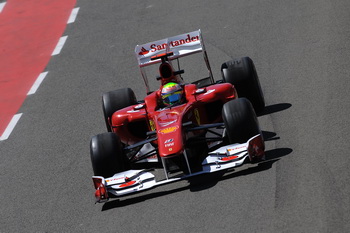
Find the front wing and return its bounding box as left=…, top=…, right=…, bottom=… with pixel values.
left=92, top=134, right=264, bottom=203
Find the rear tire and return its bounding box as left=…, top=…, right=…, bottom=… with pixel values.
left=222, top=98, right=260, bottom=144
left=221, top=57, right=265, bottom=113
left=102, top=88, right=137, bottom=132
left=90, top=132, right=130, bottom=177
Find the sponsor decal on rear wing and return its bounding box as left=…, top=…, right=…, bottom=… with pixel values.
left=135, top=30, right=204, bottom=67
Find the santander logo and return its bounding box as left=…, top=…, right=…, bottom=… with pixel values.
left=139, top=34, right=199, bottom=55
left=138, top=47, right=149, bottom=55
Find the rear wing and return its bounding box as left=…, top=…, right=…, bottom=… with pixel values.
left=135, top=30, right=214, bottom=93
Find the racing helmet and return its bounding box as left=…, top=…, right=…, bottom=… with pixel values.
left=161, top=82, right=183, bottom=106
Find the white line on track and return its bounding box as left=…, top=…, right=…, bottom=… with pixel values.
left=0, top=113, right=23, bottom=141
left=27, top=71, right=48, bottom=95
left=67, top=7, right=79, bottom=24
left=0, top=2, right=6, bottom=13
left=52, top=36, right=68, bottom=56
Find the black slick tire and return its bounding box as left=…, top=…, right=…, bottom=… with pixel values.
left=222, top=98, right=260, bottom=144
left=102, top=88, right=137, bottom=132
left=90, top=132, right=130, bottom=177
left=221, top=57, right=265, bottom=113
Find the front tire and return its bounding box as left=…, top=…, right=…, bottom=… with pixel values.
left=222, top=98, right=260, bottom=144
left=221, top=57, right=265, bottom=113
left=90, top=132, right=130, bottom=177
left=102, top=88, right=137, bottom=132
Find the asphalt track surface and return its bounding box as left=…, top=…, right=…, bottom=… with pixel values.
left=1, top=0, right=350, bottom=232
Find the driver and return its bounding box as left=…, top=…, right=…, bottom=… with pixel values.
left=160, top=82, right=184, bottom=107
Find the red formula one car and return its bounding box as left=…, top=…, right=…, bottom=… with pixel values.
left=90, top=30, right=265, bottom=203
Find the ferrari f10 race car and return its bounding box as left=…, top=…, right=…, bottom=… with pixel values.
left=90, top=30, right=266, bottom=203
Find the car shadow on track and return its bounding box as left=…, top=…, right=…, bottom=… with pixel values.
left=257, top=103, right=292, bottom=116
left=262, top=130, right=280, bottom=141
left=101, top=147, right=292, bottom=211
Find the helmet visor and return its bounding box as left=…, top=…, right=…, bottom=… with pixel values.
left=162, top=91, right=182, bottom=105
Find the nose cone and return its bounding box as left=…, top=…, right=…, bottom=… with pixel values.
left=155, top=108, right=185, bottom=157
left=157, top=125, right=184, bottom=157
